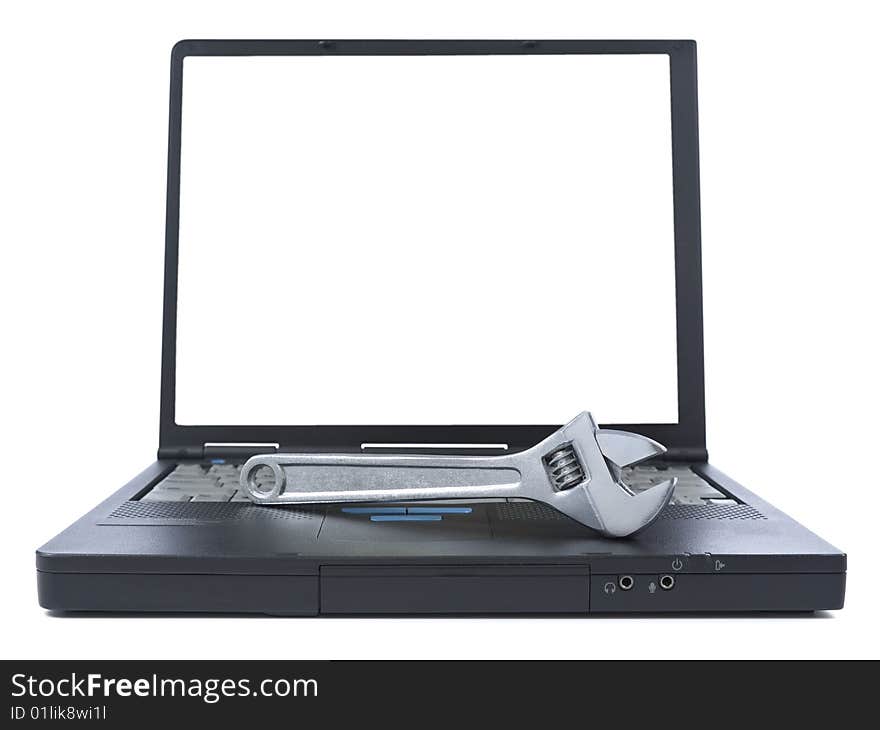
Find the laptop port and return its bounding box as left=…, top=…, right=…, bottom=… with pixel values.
left=618, top=575, right=634, bottom=591
left=659, top=575, right=675, bottom=590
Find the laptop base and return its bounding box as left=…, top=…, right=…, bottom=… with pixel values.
left=36, top=462, right=846, bottom=616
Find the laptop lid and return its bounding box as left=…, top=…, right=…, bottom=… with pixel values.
left=158, top=40, right=705, bottom=458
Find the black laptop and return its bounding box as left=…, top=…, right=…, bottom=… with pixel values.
left=37, top=39, right=845, bottom=615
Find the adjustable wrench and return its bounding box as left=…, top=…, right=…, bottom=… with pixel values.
left=239, top=412, right=676, bottom=537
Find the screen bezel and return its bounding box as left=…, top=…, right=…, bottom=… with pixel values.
left=159, top=39, right=706, bottom=453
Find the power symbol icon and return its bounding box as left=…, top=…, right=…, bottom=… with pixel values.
left=671, top=558, right=683, bottom=571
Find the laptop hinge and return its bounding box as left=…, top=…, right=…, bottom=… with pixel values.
left=157, top=445, right=203, bottom=460
left=202, top=442, right=280, bottom=460
left=157, top=443, right=280, bottom=461
left=660, top=447, right=709, bottom=463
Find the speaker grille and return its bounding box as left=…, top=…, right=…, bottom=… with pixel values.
left=105, top=501, right=319, bottom=523
left=492, top=501, right=765, bottom=522
left=658, top=503, right=766, bottom=520
left=493, top=502, right=571, bottom=522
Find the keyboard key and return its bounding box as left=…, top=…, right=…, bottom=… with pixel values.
left=674, top=485, right=725, bottom=499
left=172, top=465, right=204, bottom=475
left=164, top=477, right=208, bottom=485
left=142, top=492, right=192, bottom=502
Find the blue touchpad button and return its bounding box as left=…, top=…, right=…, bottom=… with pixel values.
left=370, top=514, right=443, bottom=522
left=407, top=506, right=473, bottom=515
left=342, top=507, right=407, bottom=515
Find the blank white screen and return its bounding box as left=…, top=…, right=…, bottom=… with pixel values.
left=175, top=54, right=678, bottom=425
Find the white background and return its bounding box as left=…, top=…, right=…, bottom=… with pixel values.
left=1, top=0, right=878, bottom=660
left=176, top=54, right=677, bottom=426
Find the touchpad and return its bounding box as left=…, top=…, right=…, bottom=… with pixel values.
left=319, top=503, right=492, bottom=542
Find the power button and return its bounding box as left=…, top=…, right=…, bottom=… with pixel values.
left=671, top=558, right=684, bottom=571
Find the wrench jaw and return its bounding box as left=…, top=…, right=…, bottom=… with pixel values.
left=537, top=412, right=676, bottom=538
left=596, top=428, right=667, bottom=469
left=539, top=472, right=675, bottom=538
left=581, top=476, right=677, bottom=538
left=543, top=485, right=606, bottom=534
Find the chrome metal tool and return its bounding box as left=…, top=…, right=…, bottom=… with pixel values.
left=239, top=412, right=676, bottom=537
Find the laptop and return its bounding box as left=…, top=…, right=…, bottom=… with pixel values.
left=37, top=39, right=845, bottom=615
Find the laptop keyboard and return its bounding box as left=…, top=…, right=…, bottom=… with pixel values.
left=140, top=462, right=735, bottom=507
left=623, top=465, right=735, bottom=505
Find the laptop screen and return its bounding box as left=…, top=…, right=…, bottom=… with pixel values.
left=174, top=54, right=678, bottom=427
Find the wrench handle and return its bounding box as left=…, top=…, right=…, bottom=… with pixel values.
left=241, top=453, right=522, bottom=504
